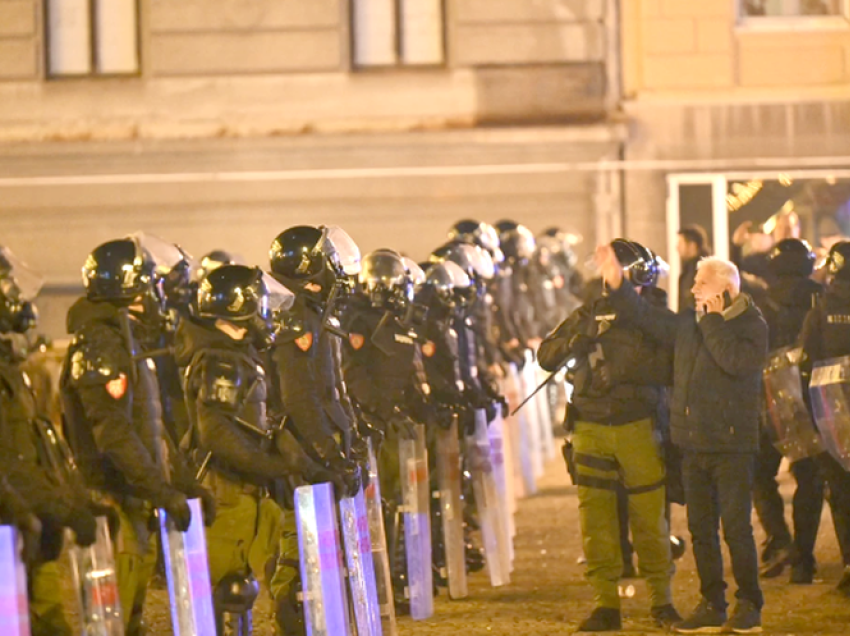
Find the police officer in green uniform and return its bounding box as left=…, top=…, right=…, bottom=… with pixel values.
left=538, top=239, right=680, bottom=632
left=176, top=264, right=336, bottom=634
left=61, top=238, right=212, bottom=635
left=0, top=246, right=107, bottom=635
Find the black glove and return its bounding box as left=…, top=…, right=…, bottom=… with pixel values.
left=87, top=502, right=120, bottom=541
left=67, top=507, right=98, bottom=547
left=160, top=490, right=192, bottom=533
left=184, top=485, right=217, bottom=527
left=330, top=458, right=362, bottom=498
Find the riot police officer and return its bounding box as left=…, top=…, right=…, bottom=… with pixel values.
left=0, top=246, right=105, bottom=635
left=341, top=249, right=434, bottom=608
left=538, top=239, right=679, bottom=631
left=800, top=240, right=850, bottom=595
left=752, top=239, right=824, bottom=583
left=60, top=237, right=211, bottom=635
left=266, top=225, right=363, bottom=633
left=176, top=264, right=336, bottom=634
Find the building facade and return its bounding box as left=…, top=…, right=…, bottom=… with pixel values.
left=0, top=0, right=625, bottom=337
left=621, top=0, right=850, bottom=306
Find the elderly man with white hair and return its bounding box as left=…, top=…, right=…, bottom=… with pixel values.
left=596, top=246, right=768, bottom=635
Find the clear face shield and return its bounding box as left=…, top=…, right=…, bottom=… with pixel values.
left=254, top=272, right=296, bottom=349
left=128, top=232, right=197, bottom=315
left=0, top=247, right=44, bottom=333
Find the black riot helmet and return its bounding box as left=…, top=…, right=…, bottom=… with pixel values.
left=194, top=249, right=243, bottom=282
left=0, top=247, right=42, bottom=334
left=359, top=250, right=411, bottom=310
left=83, top=238, right=155, bottom=304
left=448, top=219, right=501, bottom=256
left=768, top=238, right=816, bottom=278
left=196, top=265, right=294, bottom=348
left=498, top=224, right=536, bottom=266
left=269, top=226, right=325, bottom=283
left=827, top=241, right=850, bottom=281
left=611, top=239, right=659, bottom=288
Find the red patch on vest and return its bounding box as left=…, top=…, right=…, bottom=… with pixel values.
left=553, top=275, right=565, bottom=290
left=295, top=332, right=313, bottom=352
left=105, top=374, right=127, bottom=400
left=349, top=333, right=365, bottom=350
left=422, top=341, right=436, bottom=357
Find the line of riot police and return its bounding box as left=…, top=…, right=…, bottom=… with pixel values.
left=0, top=218, right=580, bottom=635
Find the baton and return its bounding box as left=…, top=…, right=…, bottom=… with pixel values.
left=510, top=357, right=573, bottom=417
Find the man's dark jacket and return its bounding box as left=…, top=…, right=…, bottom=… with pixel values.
left=609, top=283, right=768, bottom=453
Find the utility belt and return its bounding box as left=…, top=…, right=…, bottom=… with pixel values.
left=569, top=404, right=653, bottom=427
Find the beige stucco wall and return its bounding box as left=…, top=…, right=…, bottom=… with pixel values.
left=619, top=0, right=850, bottom=259
left=623, top=0, right=850, bottom=97
left=0, top=0, right=612, bottom=140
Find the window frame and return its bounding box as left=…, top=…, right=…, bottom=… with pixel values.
left=43, top=0, right=143, bottom=80
left=349, top=0, right=449, bottom=71
left=736, top=0, right=850, bottom=31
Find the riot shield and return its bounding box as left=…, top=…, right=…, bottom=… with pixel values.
left=435, top=418, right=468, bottom=600
left=763, top=347, right=822, bottom=461
left=487, top=414, right=514, bottom=567
left=398, top=424, right=434, bottom=620
left=0, top=525, right=29, bottom=636
left=466, top=411, right=510, bottom=587
left=520, top=353, right=544, bottom=479
left=810, top=356, right=850, bottom=470
left=159, top=498, right=216, bottom=636
left=533, top=356, right=557, bottom=461
left=294, top=482, right=351, bottom=636
left=364, top=439, right=398, bottom=636
left=68, top=517, right=123, bottom=636
left=339, top=489, right=381, bottom=636
left=506, top=364, right=536, bottom=497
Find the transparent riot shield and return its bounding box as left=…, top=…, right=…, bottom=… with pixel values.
left=763, top=347, right=822, bottom=462
left=435, top=418, right=468, bottom=600
left=159, top=498, right=216, bottom=636
left=294, top=483, right=351, bottom=636
left=810, top=356, right=850, bottom=470
left=507, top=364, right=536, bottom=496
left=466, top=411, right=510, bottom=587
left=68, top=517, right=123, bottom=636
left=0, top=525, right=30, bottom=636
left=365, top=439, right=398, bottom=636
left=398, top=424, right=434, bottom=620
left=520, top=353, right=544, bottom=479
left=487, top=414, right=514, bottom=568
left=533, top=357, right=557, bottom=461
left=339, top=488, right=381, bottom=636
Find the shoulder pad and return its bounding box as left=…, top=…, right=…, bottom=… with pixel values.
left=197, top=351, right=246, bottom=408
left=66, top=337, right=125, bottom=386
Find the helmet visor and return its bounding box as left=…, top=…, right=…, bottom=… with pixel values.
left=261, top=271, right=296, bottom=314
left=129, top=232, right=195, bottom=277
left=322, top=226, right=362, bottom=276
left=0, top=247, right=44, bottom=301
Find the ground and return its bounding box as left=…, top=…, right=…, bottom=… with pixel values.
left=58, top=452, right=850, bottom=634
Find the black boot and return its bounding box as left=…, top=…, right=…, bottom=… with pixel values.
left=577, top=607, right=621, bottom=632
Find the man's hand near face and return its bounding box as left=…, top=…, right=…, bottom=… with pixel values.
left=595, top=245, right=623, bottom=290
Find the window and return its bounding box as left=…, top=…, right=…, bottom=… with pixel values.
left=739, top=0, right=849, bottom=28
left=351, top=0, right=445, bottom=68
left=742, top=0, right=844, bottom=16
left=45, top=0, right=140, bottom=77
